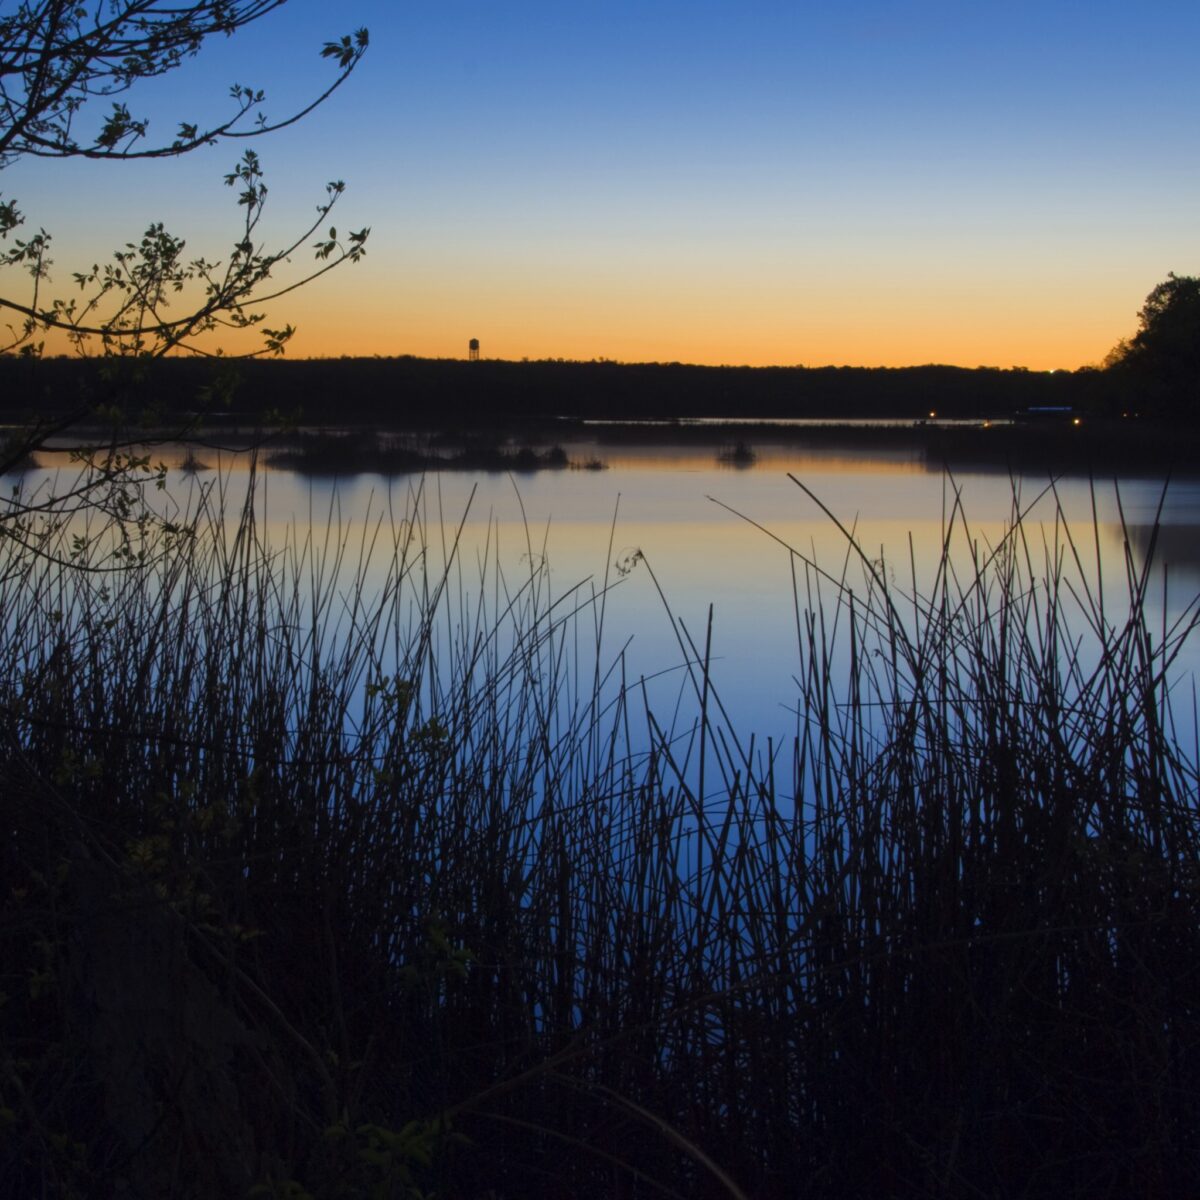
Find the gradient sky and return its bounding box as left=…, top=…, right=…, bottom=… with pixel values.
left=5, top=0, right=1199, bottom=367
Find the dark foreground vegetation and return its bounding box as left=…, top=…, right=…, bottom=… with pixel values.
left=2, top=473, right=1200, bottom=1198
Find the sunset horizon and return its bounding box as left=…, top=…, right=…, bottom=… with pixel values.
left=6, top=1, right=1194, bottom=372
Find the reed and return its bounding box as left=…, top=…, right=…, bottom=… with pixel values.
left=1, top=469, right=1198, bottom=1198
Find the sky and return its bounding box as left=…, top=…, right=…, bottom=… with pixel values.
left=4, top=0, right=1199, bottom=368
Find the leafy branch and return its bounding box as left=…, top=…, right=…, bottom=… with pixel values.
left=0, top=150, right=369, bottom=359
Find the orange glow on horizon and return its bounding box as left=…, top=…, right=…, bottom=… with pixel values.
left=22, top=253, right=1134, bottom=372
left=263, top=267, right=1129, bottom=371
left=27, top=314, right=1120, bottom=372
left=277, top=323, right=1116, bottom=373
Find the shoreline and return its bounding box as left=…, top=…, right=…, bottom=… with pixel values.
left=10, top=412, right=1193, bottom=477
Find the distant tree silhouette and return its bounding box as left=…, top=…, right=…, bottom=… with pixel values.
left=1107, top=273, right=1200, bottom=410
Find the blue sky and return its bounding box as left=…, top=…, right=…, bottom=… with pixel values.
left=5, top=0, right=1198, bottom=365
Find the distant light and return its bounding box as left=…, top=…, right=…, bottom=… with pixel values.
left=1073, top=417, right=1081, bottom=426
left=928, top=410, right=936, bottom=418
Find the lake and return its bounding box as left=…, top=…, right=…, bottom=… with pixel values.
left=26, top=430, right=1185, bottom=762
left=8, top=428, right=1198, bottom=784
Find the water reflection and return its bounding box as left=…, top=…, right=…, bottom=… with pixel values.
left=253, top=458, right=1200, bottom=743
left=1124, top=525, right=1200, bottom=586
left=6, top=442, right=1197, bottom=749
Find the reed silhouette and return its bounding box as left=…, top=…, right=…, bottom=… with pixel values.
left=1, top=470, right=1198, bottom=1197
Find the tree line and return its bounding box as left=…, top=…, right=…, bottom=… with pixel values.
left=0, top=353, right=1126, bottom=427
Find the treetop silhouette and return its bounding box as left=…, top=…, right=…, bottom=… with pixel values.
left=1107, top=272, right=1200, bottom=408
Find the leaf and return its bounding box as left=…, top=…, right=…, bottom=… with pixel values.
left=321, top=34, right=360, bottom=69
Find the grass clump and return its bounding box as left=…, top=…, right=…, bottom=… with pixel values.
left=1, top=469, right=1198, bottom=1198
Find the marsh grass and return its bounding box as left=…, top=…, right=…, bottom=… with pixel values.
left=2, top=468, right=1199, bottom=1198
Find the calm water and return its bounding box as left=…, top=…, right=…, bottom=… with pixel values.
left=10, top=437, right=1200, bottom=748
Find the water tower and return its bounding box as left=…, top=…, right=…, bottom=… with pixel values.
left=468, top=337, right=480, bottom=362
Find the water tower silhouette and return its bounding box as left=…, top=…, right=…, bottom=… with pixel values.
left=468, top=337, right=480, bottom=362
